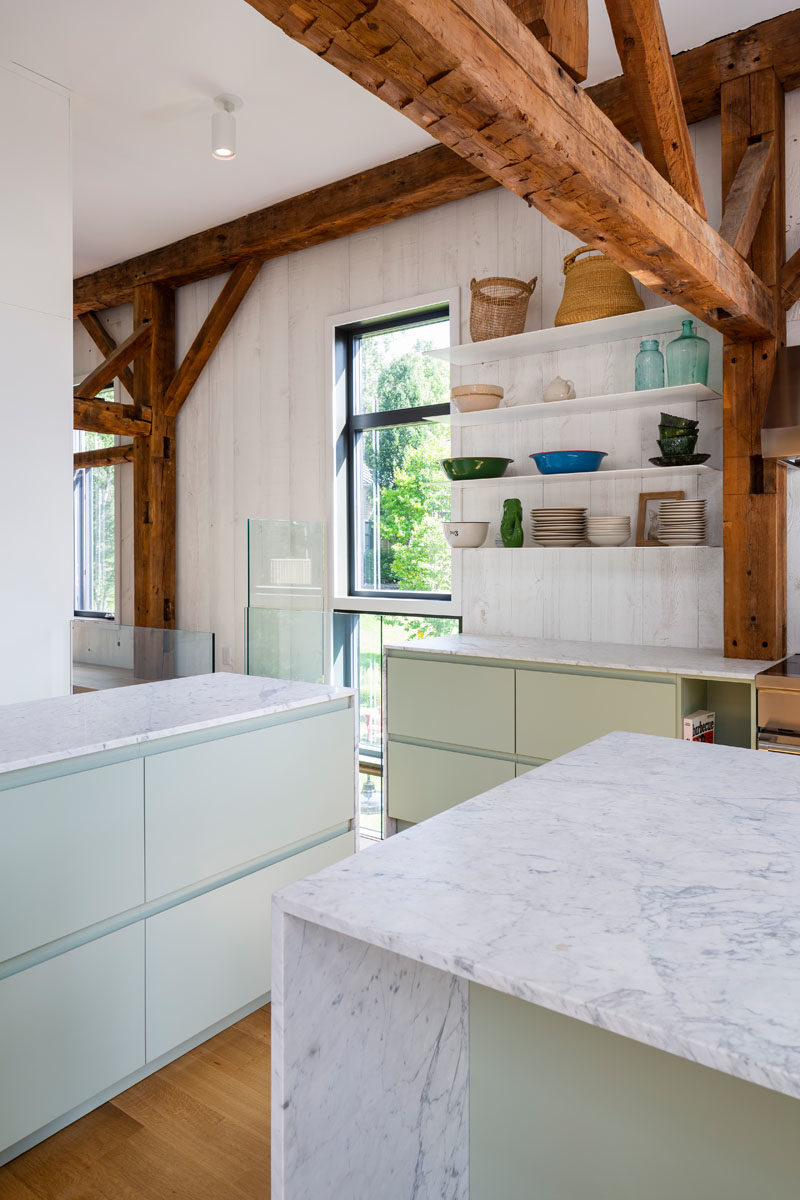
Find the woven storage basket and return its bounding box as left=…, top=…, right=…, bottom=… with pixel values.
left=554, top=248, right=644, bottom=326
left=469, top=276, right=537, bottom=341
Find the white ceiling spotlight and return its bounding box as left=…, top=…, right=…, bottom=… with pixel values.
left=211, top=94, right=242, bottom=160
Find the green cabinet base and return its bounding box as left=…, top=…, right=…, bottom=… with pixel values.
left=470, top=984, right=800, bottom=1199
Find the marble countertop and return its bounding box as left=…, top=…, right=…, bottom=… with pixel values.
left=277, top=732, right=800, bottom=1100
left=0, top=673, right=353, bottom=776
left=385, top=633, right=776, bottom=680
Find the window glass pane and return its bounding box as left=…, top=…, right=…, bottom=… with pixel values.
left=359, top=771, right=382, bottom=840
left=73, top=391, right=117, bottom=614
left=354, top=422, right=451, bottom=594
left=337, top=612, right=460, bottom=839
left=354, top=317, right=449, bottom=416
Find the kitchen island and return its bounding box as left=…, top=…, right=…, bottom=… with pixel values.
left=273, top=731, right=800, bottom=1199
left=0, top=673, right=356, bottom=1163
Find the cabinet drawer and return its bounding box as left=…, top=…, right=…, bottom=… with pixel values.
left=145, top=833, right=353, bottom=1061
left=145, top=706, right=355, bottom=898
left=387, top=657, right=514, bottom=754
left=388, top=741, right=515, bottom=825
left=0, top=925, right=144, bottom=1152
left=516, top=669, right=676, bottom=761
left=0, top=760, right=144, bottom=962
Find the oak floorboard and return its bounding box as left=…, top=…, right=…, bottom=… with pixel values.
left=0, top=1006, right=270, bottom=1200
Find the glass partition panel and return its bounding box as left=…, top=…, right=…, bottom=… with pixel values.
left=247, top=518, right=324, bottom=609
left=72, top=620, right=214, bottom=691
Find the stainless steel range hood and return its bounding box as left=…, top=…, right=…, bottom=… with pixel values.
left=761, top=345, right=800, bottom=463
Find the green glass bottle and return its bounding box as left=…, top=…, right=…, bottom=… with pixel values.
left=666, top=319, right=709, bottom=387
left=634, top=339, right=664, bottom=391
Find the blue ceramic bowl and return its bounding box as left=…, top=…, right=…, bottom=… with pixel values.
left=529, top=450, right=607, bottom=475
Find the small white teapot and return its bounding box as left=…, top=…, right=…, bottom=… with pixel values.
left=543, top=376, right=576, bottom=402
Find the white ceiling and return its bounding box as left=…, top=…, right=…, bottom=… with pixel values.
left=1, top=0, right=793, bottom=276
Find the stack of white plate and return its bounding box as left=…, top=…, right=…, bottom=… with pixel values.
left=530, top=507, right=587, bottom=547
left=656, top=499, right=707, bottom=545
left=586, top=516, right=631, bottom=546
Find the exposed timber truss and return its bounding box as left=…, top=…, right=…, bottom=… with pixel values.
left=73, top=4, right=800, bottom=655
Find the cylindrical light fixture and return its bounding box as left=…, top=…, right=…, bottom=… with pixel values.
left=212, top=94, right=242, bottom=160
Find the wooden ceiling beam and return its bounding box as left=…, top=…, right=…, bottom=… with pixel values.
left=72, top=8, right=800, bottom=316
left=603, top=0, right=706, bottom=216
left=73, top=322, right=152, bottom=400
left=781, top=246, right=800, bottom=310
left=244, top=0, right=772, bottom=341
left=592, top=8, right=800, bottom=139
left=74, top=398, right=152, bottom=437
left=74, top=444, right=134, bottom=470
left=505, top=0, right=588, bottom=83
left=719, top=132, right=777, bottom=258
left=164, top=258, right=263, bottom=418
left=77, top=312, right=136, bottom=399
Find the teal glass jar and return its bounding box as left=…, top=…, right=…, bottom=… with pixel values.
left=666, top=319, right=710, bottom=386
left=634, top=339, right=664, bottom=391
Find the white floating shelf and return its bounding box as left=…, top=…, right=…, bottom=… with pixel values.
left=449, top=464, right=720, bottom=486
left=454, top=544, right=720, bottom=552
left=428, top=304, right=718, bottom=366
left=425, top=383, right=720, bottom=427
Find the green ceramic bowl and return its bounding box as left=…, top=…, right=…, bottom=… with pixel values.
left=441, top=456, right=513, bottom=481
left=657, top=433, right=698, bottom=456
left=659, top=412, right=698, bottom=430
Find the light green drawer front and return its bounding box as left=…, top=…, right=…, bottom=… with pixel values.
left=388, top=740, right=515, bottom=825
left=0, top=760, right=144, bottom=963
left=145, top=706, right=355, bottom=899
left=387, top=657, right=514, bottom=754
left=516, top=669, right=676, bottom=760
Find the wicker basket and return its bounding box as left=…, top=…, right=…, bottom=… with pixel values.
left=469, top=276, right=537, bottom=342
left=554, top=248, right=644, bottom=326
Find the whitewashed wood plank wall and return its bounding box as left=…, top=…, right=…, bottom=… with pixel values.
left=73, top=102, right=800, bottom=670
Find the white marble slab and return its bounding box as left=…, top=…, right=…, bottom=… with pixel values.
left=272, top=910, right=468, bottom=1200
left=276, top=733, right=800, bottom=1100
left=386, top=632, right=775, bottom=681
left=0, top=674, right=353, bottom=776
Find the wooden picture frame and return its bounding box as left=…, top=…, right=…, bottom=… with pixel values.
left=636, top=490, right=686, bottom=547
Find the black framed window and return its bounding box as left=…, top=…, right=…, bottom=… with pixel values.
left=340, top=305, right=452, bottom=600
left=73, top=387, right=117, bottom=616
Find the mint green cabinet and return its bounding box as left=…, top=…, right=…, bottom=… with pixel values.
left=387, top=657, right=514, bottom=754
left=516, top=669, right=676, bottom=761
left=0, top=925, right=144, bottom=1151
left=388, top=741, right=515, bottom=825
left=0, top=760, right=143, bottom=963
left=145, top=706, right=355, bottom=898
left=386, top=652, right=683, bottom=827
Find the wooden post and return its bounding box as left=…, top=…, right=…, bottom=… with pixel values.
left=133, top=283, right=176, bottom=678
left=721, top=68, right=787, bottom=659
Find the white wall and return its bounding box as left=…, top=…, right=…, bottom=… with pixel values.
left=74, top=99, right=800, bottom=669
left=1, top=63, right=72, bottom=703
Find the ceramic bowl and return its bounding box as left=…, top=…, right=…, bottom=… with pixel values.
left=441, top=457, right=513, bottom=481
left=529, top=451, right=607, bottom=475
left=657, top=434, right=698, bottom=456
left=659, top=412, right=698, bottom=430
left=588, top=531, right=630, bottom=546
left=442, top=521, right=489, bottom=548
left=450, top=384, right=504, bottom=413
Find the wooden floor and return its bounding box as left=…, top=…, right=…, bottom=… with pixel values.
left=0, top=1007, right=270, bottom=1200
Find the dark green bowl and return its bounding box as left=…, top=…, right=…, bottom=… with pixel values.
left=660, top=412, right=698, bottom=430
left=657, top=433, right=698, bottom=456
left=441, top=456, right=513, bottom=481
